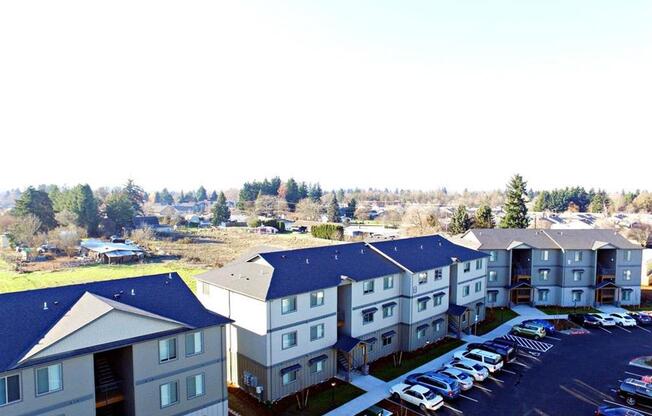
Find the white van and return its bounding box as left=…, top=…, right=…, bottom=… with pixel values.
left=453, top=349, right=504, bottom=373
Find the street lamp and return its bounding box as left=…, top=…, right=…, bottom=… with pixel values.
left=330, top=381, right=337, bottom=407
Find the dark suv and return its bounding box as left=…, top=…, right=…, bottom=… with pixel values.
left=569, top=313, right=600, bottom=327
left=467, top=341, right=516, bottom=363
left=618, top=378, right=652, bottom=406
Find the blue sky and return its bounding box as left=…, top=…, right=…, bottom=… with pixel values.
left=0, top=1, right=650, bottom=192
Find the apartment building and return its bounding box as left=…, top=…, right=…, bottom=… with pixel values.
left=0, top=273, right=231, bottom=416
left=459, top=229, right=643, bottom=308
left=195, top=235, right=487, bottom=402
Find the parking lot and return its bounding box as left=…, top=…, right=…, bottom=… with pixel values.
left=377, top=320, right=652, bottom=415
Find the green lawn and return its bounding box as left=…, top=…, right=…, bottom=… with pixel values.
left=279, top=382, right=365, bottom=416
left=475, top=308, right=520, bottom=335
left=624, top=305, right=652, bottom=311
left=536, top=306, right=601, bottom=315
left=0, top=259, right=207, bottom=293
left=369, top=338, right=466, bottom=382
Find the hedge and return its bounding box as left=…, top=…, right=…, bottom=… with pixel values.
left=311, top=224, right=344, bottom=240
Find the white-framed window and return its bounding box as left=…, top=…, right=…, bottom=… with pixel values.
left=573, top=270, right=582, bottom=281
left=160, top=381, right=179, bottom=408
left=540, top=270, right=549, bottom=281
left=475, top=281, right=482, bottom=293
left=382, top=304, right=395, bottom=318
left=310, top=323, right=325, bottom=341
left=159, top=338, right=177, bottom=363
left=281, top=296, right=297, bottom=314
left=282, top=370, right=298, bottom=385
left=186, top=374, right=205, bottom=399
left=418, top=272, right=428, bottom=285
left=463, top=285, right=470, bottom=297
left=488, top=271, right=497, bottom=282
left=463, top=262, right=471, bottom=272
left=282, top=332, right=297, bottom=349
left=572, top=291, right=582, bottom=302
left=382, top=334, right=393, bottom=346
left=625, top=250, right=632, bottom=262
left=201, top=282, right=210, bottom=296
left=434, top=320, right=442, bottom=332
left=487, top=291, right=498, bottom=302
left=0, top=374, right=20, bottom=406
left=185, top=331, right=203, bottom=356
left=489, top=251, right=497, bottom=262
left=363, top=280, right=375, bottom=294
left=36, top=363, right=63, bottom=396
left=624, top=270, right=632, bottom=280
left=475, top=259, right=482, bottom=270
left=310, top=290, right=324, bottom=307
left=363, top=311, right=375, bottom=325
left=434, top=269, right=443, bottom=280
left=383, top=275, right=394, bottom=290
left=538, top=290, right=549, bottom=302
left=417, top=327, right=427, bottom=339
left=433, top=295, right=443, bottom=306
left=417, top=299, right=428, bottom=312
left=623, top=290, right=632, bottom=301
left=312, top=360, right=325, bottom=374
left=541, top=250, right=549, bottom=261
left=574, top=251, right=583, bottom=262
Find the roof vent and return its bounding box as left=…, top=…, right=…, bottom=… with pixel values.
left=305, top=258, right=310, bottom=265
left=394, top=246, right=398, bottom=251
left=335, top=254, right=339, bottom=260
left=281, top=254, right=287, bottom=259
left=420, top=245, right=423, bottom=250
left=113, top=293, right=121, bottom=299
left=131, top=289, right=136, bottom=296
left=438, top=241, right=442, bottom=246
left=43, top=302, right=48, bottom=311
left=168, top=273, right=173, bottom=280
left=53, top=301, right=59, bottom=306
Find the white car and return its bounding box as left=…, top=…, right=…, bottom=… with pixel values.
left=437, top=368, right=474, bottom=391
left=443, top=359, right=489, bottom=382
left=389, top=383, right=444, bottom=412
left=610, top=313, right=637, bottom=327
left=454, top=349, right=504, bottom=373
left=589, top=313, right=617, bottom=327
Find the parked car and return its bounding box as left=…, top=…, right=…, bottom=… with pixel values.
left=618, top=378, right=652, bottom=407
left=356, top=405, right=394, bottom=416
left=595, top=404, right=643, bottom=415
left=437, top=368, right=474, bottom=391
left=628, top=312, right=652, bottom=326
left=453, top=349, right=504, bottom=373
left=511, top=323, right=546, bottom=339
left=589, top=313, right=617, bottom=327
left=443, top=359, right=489, bottom=382
left=491, top=337, right=520, bottom=352
left=522, top=319, right=556, bottom=334
left=389, top=383, right=444, bottom=411
left=467, top=341, right=517, bottom=363
left=610, top=313, right=637, bottom=327
left=405, top=372, right=461, bottom=400
left=569, top=313, right=601, bottom=327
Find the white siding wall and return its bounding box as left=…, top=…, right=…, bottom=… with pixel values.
left=349, top=274, right=401, bottom=337
left=453, top=259, right=486, bottom=306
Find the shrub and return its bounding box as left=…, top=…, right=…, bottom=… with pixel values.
left=311, top=224, right=344, bottom=240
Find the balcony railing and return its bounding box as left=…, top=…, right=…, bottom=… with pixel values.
left=95, top=380, right=125, bottom=408
left=512, top=266, right=531, bottom=279
left=597, top=265, right=616, bottom=276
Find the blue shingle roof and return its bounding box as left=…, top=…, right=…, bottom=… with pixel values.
left=259, top=242, right=403, bottom=300
left=369, top=235, right=488, bottom=273
left=0, top=273, right=230, bottom=372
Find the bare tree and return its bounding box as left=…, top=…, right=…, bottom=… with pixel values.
left=48, top=226, right=85, bottom=256
left=295, top=199, right=322, bottom=221
left=402, top=206, right=442, bottom=236
left=627, top=224, right=652, bottom=247
left=9, top=214, right=42, bottom=246
left=254, top=195, right=279, bottom=217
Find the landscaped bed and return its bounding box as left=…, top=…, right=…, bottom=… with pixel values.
left=536, top=306, right=600, bottom=315
left=369, top=337, right=466, bottom=382
left=475, top=307, right=519, bottom=335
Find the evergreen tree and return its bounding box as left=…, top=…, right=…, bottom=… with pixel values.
left=196, top=186, right=208, bottom=201
left=123, top=179, right=145, bottom=214
left=326, top=192, right=340, bottom=222
left=159, top=188, right=174, bottom=205
left=449, top=205, right=471, bottom=234
left=298, top=182, right=309, bottom=200
left=589, top=191, right=611, bottom=213
left=209, top=190, right=218, bottom=201
left=67, top=184, right=100, bottom=236
left=284, top=178, right=300, bottom=210
left=13, top=186, right=57, bottom=231
left=154, top=192, right=162, bottom=203
left=211, top=192, right=231, bottom=225
left=178, top=190, right=186, bottom=203
left=104, top=193, right=135, bottom=234
left=346, top=198, right=357, bottom=218
left=474, top=204, right=495, bottom=229
left=500, top=174, right=530, bottom=229
left=309, top=184, right=323, bottom=202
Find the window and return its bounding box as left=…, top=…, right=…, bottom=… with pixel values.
left=538, top=290, right=549, bottom=302
left=310, top=324, right=325, bottom=341
left=363, top=280, right=375, bottom=294
left=433, top=295, right=443, bottom=306
left=434, top=320, right=442, bottom=332
left=574, top=251, right=583, bottom=262
left=541, top=250, right=549, bottom=261
left=540, top=270, right=549, bottom=281
left=463, top=285, right=470, bottom=297
left=159, top=338, right=177, bottom=363
left=417, top=327, right=427, bottom=339
left=475, top=281, right=482, bottom=293
left=281, top=296, right=297, bottom=314
left=573, top=271, right=582, bottom=282
left=417, top=299, right=428, bottom=312
left=363, top=311, right=375, bottom=325
left=572, top=291, right=582, bottom=302
left=312, top=360, right=324, bottom=374
left=463, top=262, right=471, bottom=272
left=488, top=271, right=497, bottom=282
left=624, top=270, right=632, bottom=280
left=201, top=282, right=210, bottom=296
left=382, top=335, right=393, bottom=346
left=462, top=313, right=467, bottom=324
left=185, top=331, right=203, bottom=356
left=160, top=381, right=178, bottom=408
left=434, top=269, right=443, bottom=280
left=489, top=251, right=497, bottom=262
left=487, top=291, right=498, bottom=302
left=383, top=275, right=394, bottom=290
left=625, top=250, right=632, bottom=262
left=0, top=374, right=20, bottom=406
left=382, top=304, right=395, bottom=318
left=186, top=374, right=205, bottom=399
left=36, top=364, right=62, bottom=396
left=623, top=290, right=632, bottom=302
left=475, top=259, right=482, bottom=270
left=282, top=332, right=297, bottom=349
left=310, top=291, right=324, bottom=307
left=418, top=272, right=428, bottom=285
left=282, top=370, right=297, bottom=385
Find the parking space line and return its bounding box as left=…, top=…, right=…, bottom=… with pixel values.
left=489, top=376, right=504, bottom=383
left=615, top=325, right=632, bottom=333
left=473, top=384, right=492, bottom=393
left=459, top=393, right=479, bottom=403
left=546, top=336, right=562, bottom=341
left=511, top=361, right=531, bottom=369
left=603, top=400, right=652, bottom=416
left=518, top=352, right=541, bottom=361
left=502, top=335, right=554, bottom=353
left=501, top=368, right=517, bottom=375
left=598, top=326, right=612, bottom=334
left=637, top=325, right=652, bottom=333
left=626, top=371, right=645, bottom=378
left=443, top=403, right=464, bottom=414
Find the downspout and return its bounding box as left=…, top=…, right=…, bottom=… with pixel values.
left=268, top=300, right=272, bottom=403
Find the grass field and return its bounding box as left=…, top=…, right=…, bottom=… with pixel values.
left=536, top=306, right=601, bottom=315
left=475, top=308, right=520, bottom=335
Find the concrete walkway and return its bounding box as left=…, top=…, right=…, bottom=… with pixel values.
left=325, top=308, right=571, bottom=416
left=597, top=304, right=629, bottom=314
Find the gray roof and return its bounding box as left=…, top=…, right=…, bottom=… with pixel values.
left=196, top=261, right=275, bottom=301
left=461, top=229, right=641, bottom=251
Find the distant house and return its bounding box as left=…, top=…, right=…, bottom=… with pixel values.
left=80, top=239, right=145, bottom=264
left=0, top=233, right=9, bottom=249
left=253, top=226, right=278, bottom=234
left=132, top=216, right=173, bottom=235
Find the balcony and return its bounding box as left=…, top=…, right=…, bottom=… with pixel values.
left=597, top=264, right=616, bottom=278
left=512, top=266, right=531, bottom=281
left=95, top=380, right=125, bottom=409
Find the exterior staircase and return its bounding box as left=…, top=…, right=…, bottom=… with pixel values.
left=94, top=356, right=124, bottom=410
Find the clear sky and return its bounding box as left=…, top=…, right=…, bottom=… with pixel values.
left=1, top=1, right=650, bottom=192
